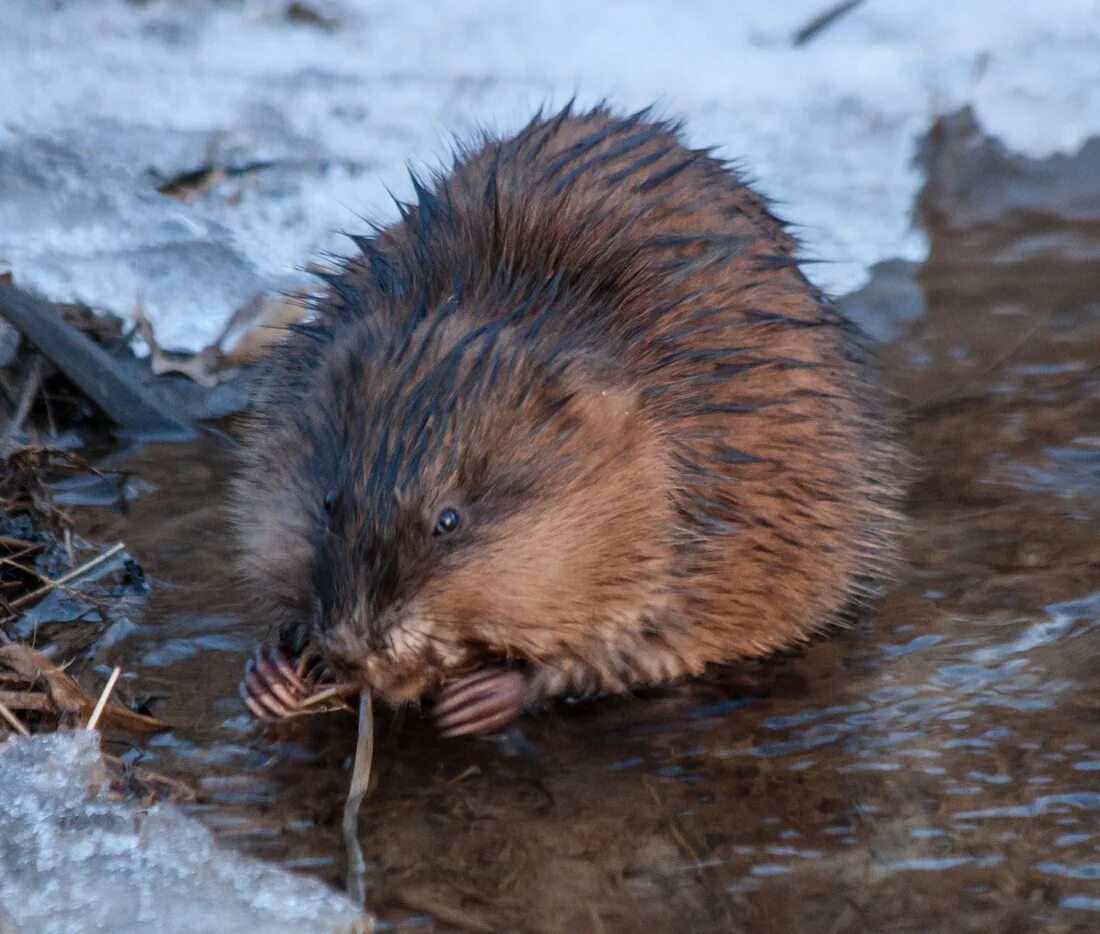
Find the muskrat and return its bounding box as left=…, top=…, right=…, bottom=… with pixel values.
left=233, top=103, right=901, bottom=737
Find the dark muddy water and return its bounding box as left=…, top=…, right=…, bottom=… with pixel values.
left=63, top=155, right=1100, bottom=931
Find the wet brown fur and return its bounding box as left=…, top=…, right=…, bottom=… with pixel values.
left=232, top=103, right=902, bottom=711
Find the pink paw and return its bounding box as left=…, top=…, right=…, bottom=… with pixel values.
left=434, top=668, right=527, bottom=737
left=238, top=643, right=308, bottom=720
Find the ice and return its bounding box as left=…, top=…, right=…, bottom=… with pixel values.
left=0, top=732, right=367, bottom=934
left=0, top=0, right=1098, bottom=352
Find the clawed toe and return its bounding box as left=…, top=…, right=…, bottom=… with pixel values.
left=435, top=668, right=527, bottom=737
left=239, top=644, right=309, bottom=721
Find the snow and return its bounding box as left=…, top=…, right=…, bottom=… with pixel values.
left=1, top=0, right=1098, bottom=351
left=0, top=732, right=366, bottom=934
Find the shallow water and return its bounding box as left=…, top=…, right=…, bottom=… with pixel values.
left=61, top=168, right=1100, bottom=931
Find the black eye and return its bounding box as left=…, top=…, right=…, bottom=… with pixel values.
left=434, top=507, right=460, bottom=536
left=323, top=490, right=336, bottom=513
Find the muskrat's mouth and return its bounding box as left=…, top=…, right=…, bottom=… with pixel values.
left=348, top=641, right=523, bottom=707
left=360, top=662, right=439, bottom=705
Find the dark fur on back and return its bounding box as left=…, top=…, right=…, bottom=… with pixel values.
left=233, top=103, right=901, bottom=706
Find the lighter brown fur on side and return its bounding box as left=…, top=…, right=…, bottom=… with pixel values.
left=232, top=103, right=902, bottom=735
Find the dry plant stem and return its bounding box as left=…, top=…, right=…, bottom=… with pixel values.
left=86, top=665, right=122, bottom=731
left=0, top=553, right=52, bottom=580
left=239, top=643, right=358, bottom=719
left=0, top=691, right=53, bottom=712
left=0, top=541, right=46, bottom=565
left=792, top=0, right=866, bottom=46
left=298, top=682, right=359, bottom=709
left=0, top=536, right=45, bottom=550
left=344, top=690, right=374, bottom=908
left=6, top=541, right=125, bottom=613
left=0, top=696, right=30, bottom=736
left=390, top=891, right=495, bottom=934
left=3, top=355, right=43, bottom=440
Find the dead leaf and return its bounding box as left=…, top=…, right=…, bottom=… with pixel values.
left=0, top=644, right=168, bottom=735
left=0, top=690, right=54, bottom=712
left=134, top=300, right=221, bottom=387
left=217, top=290, right=313, bottom=366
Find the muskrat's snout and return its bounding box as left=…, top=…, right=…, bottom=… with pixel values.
left=320, top=606, right=530, bottom=734
left=317, top=625, right=372, bottom=680
left=317, top=605, right=447, bottom=705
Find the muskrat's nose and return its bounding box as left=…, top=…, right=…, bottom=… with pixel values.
left=320, top=625, right=378, bottom=680
left=321, top=620, right=436, bottom=705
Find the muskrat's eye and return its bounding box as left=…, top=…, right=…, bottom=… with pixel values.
left=323, top=490, right=336, bottom=514
left=434, top=507, right=460, bottom=536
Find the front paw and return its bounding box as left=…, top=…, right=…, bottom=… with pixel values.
left=239, top=643, right=309, bottom=720
left=433, top=667, right=528, bottom=737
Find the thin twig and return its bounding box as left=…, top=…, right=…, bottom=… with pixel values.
left=793, top=0, right=866, bottom=46
left=86, top=665, right=122, bottom=731
left=0, top=554, right=53, bottom=580
left=298, top=682, right=359, bottom=709
left=0, top=690, right=54, bottom=712
left=6, top=541, right=125, bottom=613
left=3, top=354, right=43, bottom=441
left=391, top=891, right=495, bottom=934
left=0, top=369, right=18, bottom=408
left=0, top=544, right=46, bottom=579
left=0, top=696, right=30, bottom=736
left=344, top=690, right=374, bottom=907
left=0, top=535, right=43, bottom=550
